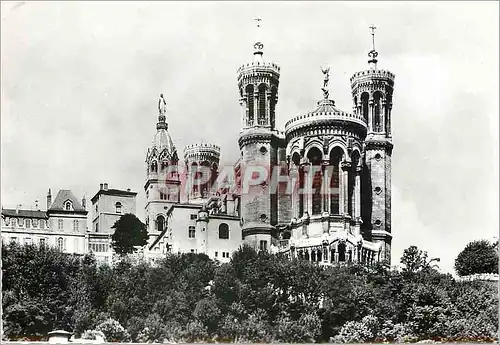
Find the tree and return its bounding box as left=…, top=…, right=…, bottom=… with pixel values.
left=111, top=214, right=149, bottom=255
left=400, top=245, right=440, bottom=273
left=455, top=240, right=498, bottom=276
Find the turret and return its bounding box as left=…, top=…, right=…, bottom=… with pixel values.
left=350, top=26, right=395, bottom=265
left=184, top=143, right=220, bottom=203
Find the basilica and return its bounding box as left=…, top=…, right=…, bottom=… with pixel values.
left=2, top=28, right=395, bottom=266
left=144, top=29, right=395, bottom=265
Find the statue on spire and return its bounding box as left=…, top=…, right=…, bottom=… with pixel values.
left=321, top=66, right=330, bottom=99
left=158, top=93, right=167, bottom=116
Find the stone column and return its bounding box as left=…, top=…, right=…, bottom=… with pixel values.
left=322, top=162, right=329, bottom=213
left=302, top=163, right=310, bottom=216
left=381, top=100, right=387, bottom=134
left=266, top=91, right=272, bottom=126
left=341, top=161, right=351, bottom=215
left=368, top=98, right=374, bottom=133
left=253, top=91, right=259, bottom=125
left=387, top=104, right=392, bottom=137
left=355, top=165, right=362, bottom=220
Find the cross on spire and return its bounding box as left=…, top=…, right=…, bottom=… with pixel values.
left=254, top=17, right=262, bottom=28
left=368, top=24, right=379, bottom=64
left=369, top=24, right=377, bottom=51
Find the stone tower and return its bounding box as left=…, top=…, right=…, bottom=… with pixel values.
left=350, top=27, right=395, bottom=264
left=184, top=143, right=220, bottom=203
left=237, top=30, right=281, bottom=251
left=145, top=94, right=181, bottom=238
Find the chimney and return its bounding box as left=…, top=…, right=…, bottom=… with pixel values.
left=104, top=183, right=108, bottom=191
left=35, top=200, right=39, bottom=210
left=47, top=189, right=52, bottom=209
left=82, top=195, right=86, bottom=210
left=127, top=188, right=131, bottom=192
left=100, top=183, right=104, bottom=190
left=16, top=204, right=20, bottom=214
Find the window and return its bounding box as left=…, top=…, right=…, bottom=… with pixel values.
left=95, top=204, right=98, bottom=213
left=26, top=219, right=31, bottom=228
left=10, top=237, right=17, bottom=244
left=188, top=226, right=196, bottom=238
left=65, top=201, right=72, bottom=211
left=160, top=190, right=167, bottom=200
left=32, top=219, right=39, bottom=227
left=17, top=218, right=24, bottom=227
left=190, top=214, right=198, bottom=220
left=191, top=249, right=195, bottom=253
left=215, top=251, right=218, bottom=257
left=259, top=240, right=268, bottom=252
left=57, top=237, right=64, bottom=251
left=40, top=219, right=45, bottom=229
left=218, top=223, right=229, bottom=239
left=73, top=220, right=79, bottom=231
left=39, top=238, right=46, bottom=246
left=95, top=223, right=99, bottom=232
left=156, top=215, right=165, bottom=232
left=24, top=237, right=32, bottom=245
left=58, top=219, right=64, bottom=230
left=115, top=202, right=122, bottom=214
left=4, top=217, right=10, bottom=226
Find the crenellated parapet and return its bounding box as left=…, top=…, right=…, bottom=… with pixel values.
left=184, top=143, right=221, bottom=166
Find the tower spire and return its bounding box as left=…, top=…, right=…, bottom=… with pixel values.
left=253, top=17, right=264, bottom=61
left=157, top=93, right=168, bottom=130
left=368, top=24, right=379, bottom=69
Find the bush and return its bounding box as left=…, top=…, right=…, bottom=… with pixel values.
left=95, top=318, right=131, bottom=342
left=81, top=329, right=106, bottom=341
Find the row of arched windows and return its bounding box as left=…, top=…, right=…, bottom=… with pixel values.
left=292, top=147, right=360, bottom=217
left=354, top=91, right=390, bottom=133
left=243, top=84, right=278, bottom=127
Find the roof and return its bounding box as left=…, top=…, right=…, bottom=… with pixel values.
left=91, top=188, right=138, bottom=203
left=48, top=190, right=88, bottom=214
left=1, top=209, right=48, bottom=219
left=153, top=128, right=175, bottom=155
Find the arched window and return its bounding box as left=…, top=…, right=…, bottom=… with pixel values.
left=40, top=219, right=45, bottom=229
left=156, top=215, right=165, bottom=232
left=373, top=91, right=382, bottom=132
left=307, top=147, right=323, bottom=215
left=361, top=93, right=369, bottom=123
left=115, top=202, right=122, bottom=214
left=338, top=242, right=346, bottom=262
left=151, top=161, right=158, bottom=173
left=57, top=237, right=64, bottom=252
left=258, top=84, right=267, bottom=125
left=330, top=147, right=343, bottom=214
left=219, top=223, right=229, bottom=239
left=245, top=84, right=254, bottom=126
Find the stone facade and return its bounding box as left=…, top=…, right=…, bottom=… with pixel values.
left=1, top=189, right=88, bottom=255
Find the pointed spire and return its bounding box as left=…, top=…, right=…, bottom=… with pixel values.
left=157, top=93, right=168, bottom=130
left=368, top=25, right=379, bottom=69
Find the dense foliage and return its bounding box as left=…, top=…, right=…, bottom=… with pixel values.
left=111, top=214, right=149, bottom=255
left=455, top=240, right=498, bottom=276
left=2, top=242, right=498, bottom=342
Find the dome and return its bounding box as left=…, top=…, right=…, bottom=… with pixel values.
left=285, top=99, right=367, bottom=138
left=152, top=128, right=175, bottom=156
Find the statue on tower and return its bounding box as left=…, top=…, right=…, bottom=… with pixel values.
left=158, top=93, right=167, bottom=116
left=321, top=66, right=330, bottom=99
left=321, top=66, right=330, bottom=88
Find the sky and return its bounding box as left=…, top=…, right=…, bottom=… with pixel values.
left=1, top=1, right=498, bottom=274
